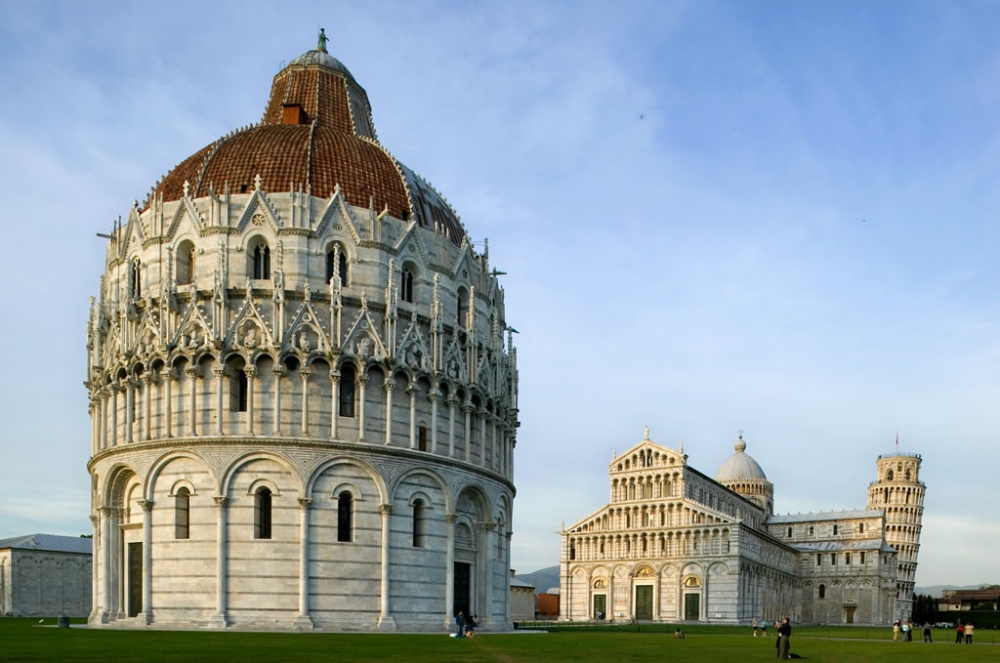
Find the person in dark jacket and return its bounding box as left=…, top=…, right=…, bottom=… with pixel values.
left=776, top=617, right=792, bottom=660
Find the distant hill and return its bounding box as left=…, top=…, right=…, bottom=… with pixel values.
left=515, top=565, right=560, bottom=593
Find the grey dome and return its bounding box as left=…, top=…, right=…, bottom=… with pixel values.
left=715, top=435, right=768, bottom=482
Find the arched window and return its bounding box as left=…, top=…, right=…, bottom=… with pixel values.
left=176, top=240, right=195, bottom=285
left=337, top=491, right=353, bottom=542
left=326, top=245, right=348, bottom=287
left=252, top=242, right=271, bottom=280
left=175, top=487, right=190, bottom=540
left=339, top=364, right=356, bottom=417
left=887, top=470, right=894, bottom=481
left=130, top=259, right=142, bottom=299
left=412, top=498, right=427, bottom=548
left=418, top=425, right=428, bottom=451
left=254, top=487, right=272, bottom=539
left=818, top=584, right=826, bottom=599
left=401, top=267, right=415, bottom=303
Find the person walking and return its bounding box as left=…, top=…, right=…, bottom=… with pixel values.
left=922, top=622, right=932, bottom=643
left=955, top=623, right=964, bottom=644
left=776, top=617, right=792, bottom=660
left=455, top=611, right=466, bottom=638
left=893, top=620, right=900, bottom=642
left=965, top=622, right=974, bottom=644
left=753, top=617, right=759, bottom=637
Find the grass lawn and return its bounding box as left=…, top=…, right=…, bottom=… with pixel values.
left=2, top=619, right=996, bottom=663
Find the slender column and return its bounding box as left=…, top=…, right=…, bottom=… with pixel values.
left=245, top=367, right=256, bottom=436
left=100, top=389, right=109, bottom=450
left=481, top=522, right=496, bottom=625
left=142, top=373, right=154, bottom=441
left=377, top=504, right=395, bottom=630
left=445, top=514, right=456, bottom=626
left=357, top=374, right=368, bottom=441
left=186, top=367, right=199, bottom=436
left=330, top=370, right=339, bottom=439
left=480, top=411, right=489, bottom=468
left=210, top=496, right=228, bottom=628
left=110, top=384, right=120, bottom=447
left=429, top=389, right=440, bottom=454
left=407, top=385, right=416, bottom=449
left=463, top=405, right=473, bottom=462
left=383, top=379, right=394, bottom=446
left=272, top=367, right=284, bottom=436
left=213, top=367, right=225, bottom=435
left=294, top=498, right=314, bottom=630
left=162, top=369, right=174, bottom=439
left=299, top=369, right=312, bottom=436
left=89, top=514, right=100, bottom=622
left=446, top=397, right=457, bottom=458
left=99, top=506, right=113, bottom=622
left=124, top=378, right=135, bottom=444
left=138, top=499, right=153, bottom=624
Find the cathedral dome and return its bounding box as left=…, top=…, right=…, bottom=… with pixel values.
left=149, top=41, right=465, bottom=244
left=715, top=435, right=768, bottom=482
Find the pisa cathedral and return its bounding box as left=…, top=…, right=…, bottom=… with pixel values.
left=560, top=431, right=924, bottom=626
left=85, top=36, right=519, bottom=631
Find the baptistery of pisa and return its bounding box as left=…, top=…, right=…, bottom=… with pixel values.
left=85, top=35, right=519, bottom=631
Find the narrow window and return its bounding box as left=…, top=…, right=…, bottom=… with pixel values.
left=418, top=425, right=428, bottom=451
left=175, top=487, right=190, bottom=540
left=252, top=243, right=271, bottom=279
left=787, top=527, right=792, bottom=538
left=254, top=487, right=272, bottom=540
left=859, top=523, right=864, bottom=533
left=833, top=524, right=838, bottom=535
left=808, top=526, right=814, bottom=536
left=846, top=552, right=852, bottom=565
left=338, top=365, right=356, bottom=417
left=326, top=246, right=349, bottom=287
left=401, top=268, right=415, bottom=303
left=457, top=287, right=469, bottom=327
left=831, top=553, right=837, bottom=565
left=130, top=259, right=142, bottom=299
left=887, top=469, right=894, bottom=481
left=818, top=584, right=826, bottom=599
left=816, top=554, right=821, bottom=566
left=177, top=242, right=195, bottom=285
left=412, top=498, right=427, bottom=548
left=337, top=491, right=353, bottom=542
left=570, top=542, right=576, bottom=561
left=231, top=369, right=248, bottom=412
left=860, top=552, right=866, bottom=564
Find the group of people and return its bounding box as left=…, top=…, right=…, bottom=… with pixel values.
left=453, top=612, right=477, bottom=638
left=955, top=622, right=975, bottom=644
left=751, top=617, right=793, bottom=659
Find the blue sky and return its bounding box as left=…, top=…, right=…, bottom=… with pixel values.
left=1, top=0, right=998, bottom=588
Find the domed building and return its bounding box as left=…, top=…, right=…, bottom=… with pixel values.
left=559, top=430, right=923, bottom=625
left=85, top=33, right=519, bottom=631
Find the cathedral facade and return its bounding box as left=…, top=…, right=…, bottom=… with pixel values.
left=560, top=431, right=923, bottom=626
left=85, top=37, right=519, bottom=631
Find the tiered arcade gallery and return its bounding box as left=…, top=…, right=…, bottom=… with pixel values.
left=85, top=40, right=519, bottom=632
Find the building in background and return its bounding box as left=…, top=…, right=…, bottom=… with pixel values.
left=560, top=430, right=923, bottom=625
left=85, top=34, right=519, bottom=632
left=0, top=534, right=92, bottom=618
left=508, top=571, right=536, bottom=622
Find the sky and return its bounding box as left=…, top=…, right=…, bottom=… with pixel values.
left=1, top=0, right=998, bottom=589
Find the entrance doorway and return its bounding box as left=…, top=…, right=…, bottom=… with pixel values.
left=683, top=593, right=700, bottom=621
left=845, top=605, right=856, bottom=624
left=127, top=542, right=142, bottom=617
left=453, top=562, right=471, bottom=617
left=593, top=594, right=607, bottom=620
left=634, top=586, right=653, bottom=620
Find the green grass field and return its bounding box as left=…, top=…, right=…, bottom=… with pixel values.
left=2, top=619, right=996, bottom=663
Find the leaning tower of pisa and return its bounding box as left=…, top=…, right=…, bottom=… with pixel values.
left=866, top=449, right=924, bottom=621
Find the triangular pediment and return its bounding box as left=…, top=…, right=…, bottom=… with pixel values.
left=236, top=187, right=280, bottom=233
left=315, top=186, right=362, bottom=243
left=282, top=295, right=331, bottom=355
left=393, top=222, right=432, bottom=269
left=396, top=320, right=430, bottom=372
left=171, top=299, right=215, bottom=353
left=441, top=332, right=467, bottom=382
left=342, top=304, right=387, bottom=363
left=227, top=290, right=276, bottom=353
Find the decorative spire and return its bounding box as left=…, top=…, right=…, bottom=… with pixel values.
left=318, top=28, right=328, bottom=53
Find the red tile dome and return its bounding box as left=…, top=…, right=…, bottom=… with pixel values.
left=149, top=44, right=465, bottom=244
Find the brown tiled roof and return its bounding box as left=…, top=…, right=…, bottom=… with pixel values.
left=148, top=50, right=465, bottom=244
